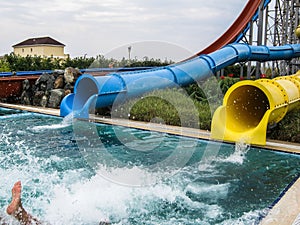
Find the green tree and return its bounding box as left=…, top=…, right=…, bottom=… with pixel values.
left=0, top=58, right=11, bottom=72
left=2, top=52, right=174, bottom=71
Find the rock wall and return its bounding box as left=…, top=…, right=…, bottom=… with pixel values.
left=20, top=67, right=82, bottom=108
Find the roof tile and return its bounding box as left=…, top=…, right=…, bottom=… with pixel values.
left=13, top=37, right=65, bottom=47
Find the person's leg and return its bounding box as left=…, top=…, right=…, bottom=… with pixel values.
left=6, top=181, right=41, bottom=225
left=99, top=221, right=111, bottom=225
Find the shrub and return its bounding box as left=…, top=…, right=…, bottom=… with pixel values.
left=0, top=58, right=10, bottom=72
left=267, top=109, right=300, bottom=143
left=218, top=77, right=240, bottom=94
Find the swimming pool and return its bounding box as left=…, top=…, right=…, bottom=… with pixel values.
left=0, top=107, right=299, bottom=224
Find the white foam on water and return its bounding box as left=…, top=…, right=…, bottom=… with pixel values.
left=30, top=123, right=70, bottom=131
left=43, top=174, right=131, bottom=224
left=220, top=140, right=250, bottom=165
left=30, top=113, right=74, bottom=132
left=219, top=208, right=268, bottom=225
left=185, top=182, right=230, bottom=200
left=0, top=112, right=33, bottom=119
left=0, top=108, right=18, bottom=112
left=37, top=167, right=223, bottom=225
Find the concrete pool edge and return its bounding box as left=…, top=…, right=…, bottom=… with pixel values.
left=260, top=176, right=300, bottom=225
left=0, top=102, right=299, bottom=224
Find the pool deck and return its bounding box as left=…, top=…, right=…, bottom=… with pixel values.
left=0, top=102, right=300, bottom=224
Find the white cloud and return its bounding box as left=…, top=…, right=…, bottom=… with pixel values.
left=0, top=0, right=247, bottom=59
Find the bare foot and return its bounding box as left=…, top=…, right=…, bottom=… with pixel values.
left=6, top=181, right=22, bottom=215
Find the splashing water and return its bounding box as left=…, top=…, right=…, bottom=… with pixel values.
left=0, top=112, right=33, bottom=120
left=220, top=140, right=250, bottom=165
left=0, top=109, right=299, bottom=224
left=30, top=112, right=74, bottom=132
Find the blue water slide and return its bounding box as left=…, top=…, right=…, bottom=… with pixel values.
left=59, top=43, right=300, bottom=117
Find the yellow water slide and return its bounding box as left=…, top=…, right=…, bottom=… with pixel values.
left=211, top=72, right=300, bottom=145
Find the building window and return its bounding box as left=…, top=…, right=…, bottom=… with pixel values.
left=22, top=49, right=24, bottom=53
left=31, top=48, right=33, bottom=52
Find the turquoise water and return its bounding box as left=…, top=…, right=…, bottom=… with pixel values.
left=0, top=107, right=299, bottom=224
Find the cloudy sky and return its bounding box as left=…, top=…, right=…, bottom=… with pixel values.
left=1, top=0, right=247, bottom=61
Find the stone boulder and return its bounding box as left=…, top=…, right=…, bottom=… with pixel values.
left=48, top=89, right=65, bottom=108
left=22, top=79, right=31, bottom=91
left=40, top=95, right=48, bottom=107
left=20, top=79, right=32, bottom=105
left=65, top=89, right=72, bottom=96
left=64, top=67, right=82, bottom=84
left=32, top=91, right=46, bottom=106
left=35, top=72, right=55, bottom=92
left=46, top=75, right=55, bottom=91
left=54, top=75, right=64, bottom=89
left=64, top=82, right=74, bottom=94
left=53, top=69, right=65, bottom=77
left=20, top=91, right=31, bottom=105
left=35, top=73, right=48, bottom=85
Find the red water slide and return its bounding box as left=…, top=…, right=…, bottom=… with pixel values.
left=194, top=0, right=263, bottom=56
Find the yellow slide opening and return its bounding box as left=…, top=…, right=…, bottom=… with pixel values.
left=211, top=73, right=300, bottom=146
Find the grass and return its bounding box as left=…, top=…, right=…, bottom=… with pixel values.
left=111, top=88, right=212, bottom=130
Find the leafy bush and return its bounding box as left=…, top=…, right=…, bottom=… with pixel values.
left=223, top=64, right=247, bottom=77
left=267, top=109, right=300, bottom=143
left=64, top=56, right=95, bottom=69
left=218, top=77, right=240, bottom=94
left=185, top=77, right=240, bottom=101
left=128, top=58, right=172, bottom=67
left=1, top=53, right=173, bottom=72
left=0, top=58, right=10, bottom=72
left=184, top=83, right=207, bottom=102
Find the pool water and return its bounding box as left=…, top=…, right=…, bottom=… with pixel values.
left=0, top=107, right=299, bottom=225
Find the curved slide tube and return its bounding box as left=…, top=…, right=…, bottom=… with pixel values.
left=211, top=72, right=300, bottom=145
left=60, top=43, right=300, bottom=119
